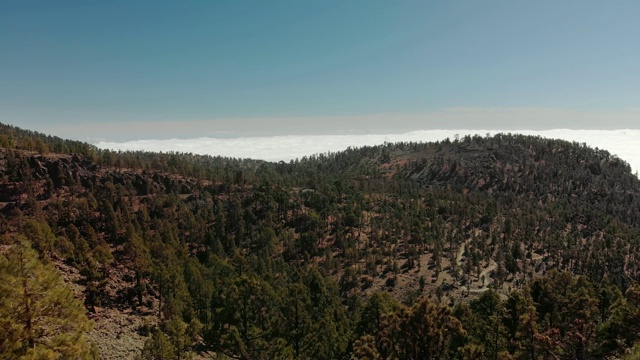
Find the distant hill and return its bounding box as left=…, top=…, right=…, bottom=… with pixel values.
left=1, top=122, right=640, bottom=359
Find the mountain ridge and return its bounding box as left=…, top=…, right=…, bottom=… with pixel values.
left=1, top=122, right=640, bottom=359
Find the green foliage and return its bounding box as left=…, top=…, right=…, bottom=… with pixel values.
left=0, top=241, right=95, bottom=359
left=625, top=343, right=640, bottom=360
left=355, top=291, right=400, bottom=339
left=354, top=297, right=466, bottom=359
left=467, top=290, right=510, bottom=359
left=139, top=329, right=176, bottom=360
left=20, top=220, right=58, bottom=259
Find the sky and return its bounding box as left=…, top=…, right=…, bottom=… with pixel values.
left=2, top=1, right=640, bottom=141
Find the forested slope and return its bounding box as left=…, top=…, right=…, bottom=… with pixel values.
left=1, top=122, right=640, bottom=359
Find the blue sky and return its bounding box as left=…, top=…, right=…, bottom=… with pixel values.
left=2, top=1, right=639, bottom=140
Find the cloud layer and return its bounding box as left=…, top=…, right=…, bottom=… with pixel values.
left=42, top=107, right=640, bottom=142
left=96, top=129, right=640, bottom=175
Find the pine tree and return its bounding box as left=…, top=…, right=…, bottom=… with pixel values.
left=139, top=329, right=176, bottom=360
left=354, top=297, right=466, bottom=359
left=0, top=240, right=95, bottom=359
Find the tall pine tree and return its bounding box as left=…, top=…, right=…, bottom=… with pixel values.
left=0, top=240, right=95, bottom=359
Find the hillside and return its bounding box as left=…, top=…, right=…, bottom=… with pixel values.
left=1, top=123, right=640, bottom=359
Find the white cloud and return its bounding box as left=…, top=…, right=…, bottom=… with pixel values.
left=95, top=129, right=640, bottom=175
